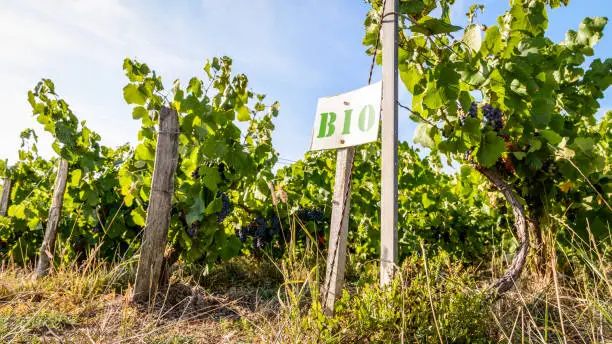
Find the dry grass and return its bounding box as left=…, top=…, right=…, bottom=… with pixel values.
left=0, top=260, right=282, bottom=343
left=0, top=224, right=609, bottom=343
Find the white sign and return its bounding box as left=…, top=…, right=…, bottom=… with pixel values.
left=310, top=82, right=382, bottom=151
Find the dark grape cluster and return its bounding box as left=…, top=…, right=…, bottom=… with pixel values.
left=459, top=102, right=478, bottom=126
left=481, top=103, right=504, bottom=132
left=216, top=192, right=232, bottom=223
left=187, top=220, right=199, bottom=238
left=460, top=102, right=504, bottom=132
left=191, top=166, right=200, bottom=179
left=296, top=209, right=324, bottom=222
left=234, top=214, right=283, bottom=250
left=234, top=209, right=327, bottom=251
left=269, top=215, right=282, bottom=238
left=235, top=217, right=270, bottom=249
left=541, top=160, right=558, bottom=175
left=468, top=102, right=478, bottom=118
left=235, top=226, right=248, bottom=242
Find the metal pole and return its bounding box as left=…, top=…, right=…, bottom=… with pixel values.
left=380, top=0, right=399, bottom=286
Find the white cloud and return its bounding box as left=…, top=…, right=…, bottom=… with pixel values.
left=0, top=1, right=197, bottom=163
left=0, top=0, right=375, bottom=166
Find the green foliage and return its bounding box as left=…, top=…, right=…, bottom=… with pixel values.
left=0, top=57, right=281, bottom=269
left=363, top=0, right=612, bottom=244
left=1, top=82, right=141, bottom=264
left=0, top=131, right=56, bottom=263
left=301, top=252, right=491, bottom=343
left=118, top=56, right=280, bottom=266
left=276, top=142, right=506, bottom=263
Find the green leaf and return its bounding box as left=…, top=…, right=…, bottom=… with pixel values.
left=131, top=208, right=146, bottom=227
left=132, top=106, right=148, bottom=120
left=123, top=84, right=147, bottom=105
left=400, top=64, right=426, bottom=95
left=204, top=60, right=212, bottom=79
left=529, top=137, right=542, bottom=152
left=531, top=97, right=554, bottom=128
left=124, top=193, right=134, bottom=207
left=27, top=217, right=40, bottom=230
left=526, top=155, right=543, bottom=170
left=414, top=123, right=437, bottom=149
left=200, top=166, right=222, bottom=192
left=572, top=137, right=595, bottom=153
left=423, top=87, right=443, bottom=109
left=399, top=0, right=424, bottom=14
left=462, top=117, right=482, bottom=146
left=107, top=220, right=127, bottom=239
left=71, top=169, right=82, bottom=186
left=8, top=204, right=26, bottom=220
left=476, top=132, right=506, bottom=167
left=205, top=197, right=222, bottom=215
left=421, top=193, right=434, bottom=209
left=513, top=152, right=527, bottom=160
left=481, top=26, right=502, bottom=56
left=539, top=130, right=562, bottom=144
left=573, top=17, right=608, bottom=48
left=86, top=189, right=98, bottom=206
left=488, top=69, right=506, bottom=101
left=135, top=143, right=155, bottom=162
left=436, top=65, right=460, bottom=107
left=237, top=106, right=250, bottom=121
left=187, top=77, right=203, bottom=97
left=463, top=24, right=482, bottom=52
left=510, top=79, right=528, bottom=96
left=186, top=196, right=204, bottom=225
left=459, top=91, right=473, bottom=114
left=410, top=16, right=462, bottom=35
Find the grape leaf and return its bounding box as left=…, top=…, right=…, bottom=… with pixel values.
left=237, top=106, right=250, bottom=121
left=481, top=26, right=502, bottom=56
left=186, top=196, right=205, bottom=225
left=539, top=130, right=562, bottom=144
left=410, top=16, right=462, bottom=35
left=123, top=84, right=147, bottom=105
left=476, top=132, right=506, bottom=167
left=414, top=123, right=437, bottom=149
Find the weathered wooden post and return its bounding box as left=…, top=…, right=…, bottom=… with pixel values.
left=322, top=147, right=354, bottom=315
left=132, top=106, right=179, bottom=303
left=0, top=177, right=11, bottom=216
left=380, top=0, right=399, bottom=287
left=36, top=159, right=69, bottom=278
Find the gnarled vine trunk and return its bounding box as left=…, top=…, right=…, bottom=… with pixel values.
left=527, top=208, right=548, bottom=278
left=476, top=165, right=529, bottom=296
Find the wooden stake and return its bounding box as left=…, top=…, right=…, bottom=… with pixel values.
left=0, top=177, right=11, bottom=216
left=380, top=0, right=399, bottom=286
left=322, top=146, right=354, bottom=316
left=36, top=159, right=69, bottom=278
left=132, top=106, right=179, bottom=303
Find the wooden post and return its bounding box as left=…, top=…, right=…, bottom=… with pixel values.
left=132, top=106, right=179, bottom=303
left=380, top=0, right=399, bottom=286
left=322, top=147, right=354, bottom=316
left=36, top=159, right=69, bottom=278
left=0, top=177, right=11, bottom=216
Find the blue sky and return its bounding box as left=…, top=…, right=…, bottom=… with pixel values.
left=0, top=0, right=610, bottom=167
